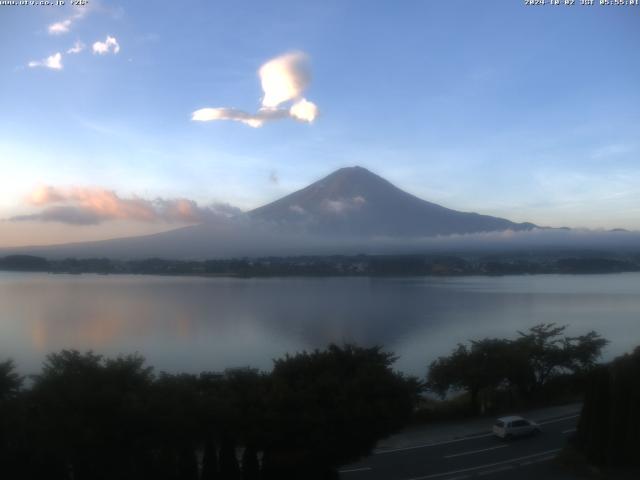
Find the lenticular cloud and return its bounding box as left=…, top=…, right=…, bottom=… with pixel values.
left=192, top=51, right=319, bottom=128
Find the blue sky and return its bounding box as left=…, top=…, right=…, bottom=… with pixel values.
left=1, top=1, right=639, bottom=246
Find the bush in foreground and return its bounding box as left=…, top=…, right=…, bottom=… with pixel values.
left=574, top=346, right=640, bottom=468
left=0, top=344, right=420, bottom=480
left=426, top=324, right=607, bottom=414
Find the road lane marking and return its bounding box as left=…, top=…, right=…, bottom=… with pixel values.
left=538, top=414, right=580, bottom=425
left=405, top=448, right=562, bottom=480
left=444, top=444, right=508, bottom=459
left=478, top=465, right=513, bottom=476
left=374, top=434, right=495, bottom=455
left=562, top=428, right=577, bottom=434
left=339, top=467, right=372, bottom=474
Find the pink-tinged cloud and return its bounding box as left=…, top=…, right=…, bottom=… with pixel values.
left=11, top=186, right=241, bottom=225
left=191, top=107, right=289, bottom=128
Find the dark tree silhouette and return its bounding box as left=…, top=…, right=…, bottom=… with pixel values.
left=0, top=359, right=23, bottom=401
left=0, top=359, right=25, bottom=478
left=1, top=344, right=420, bottom=479
left=427, top=338, right=513, bottom=413
left=427, top=324, right=608, bottom=411
left=241, top=444, right=260, bottom=480
left=261, top=344, right=421, bottom=479
left=201, top=437, right=220, bottom=479
left=575, top=346, right=640, bottom=468
left=178, top=445, right=199, bottom=480
left=26, top=350, right=155, bottom=480
left=513, top=324, right=608, bottom=397
left=219, top=436, right=241, bottom=480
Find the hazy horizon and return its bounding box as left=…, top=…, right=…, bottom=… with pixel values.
left=2, top=2, right=639, bottom=248
left=1, top=164, right=639, bottom=252
left=1, top=165, right=639, bottom=257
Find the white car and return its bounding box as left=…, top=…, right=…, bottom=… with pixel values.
left=493, top=415, right=540, bottom=440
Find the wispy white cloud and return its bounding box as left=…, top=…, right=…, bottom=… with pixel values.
left=28, top=52, right=63, bottom=70
left=590, top=143, right=634, bottom=160
left=92, top=35, right=120, bottom=55
left=322, top=196, right=366, bottom=214
left=48, top=19, right=72, bottom=35
left=48, top=6, right=87, bottom=35
left=67, top=41, right=85, bottom=54
left=191, top=107, right=289, bottom=128
left=289, top=205, right=306, bottom=215
left=192, top=51, right=319, bottom=128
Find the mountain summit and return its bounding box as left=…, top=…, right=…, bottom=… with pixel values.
left=250, top=166, right=535, bottom=237
left=8, top=166, right=538, bottom=259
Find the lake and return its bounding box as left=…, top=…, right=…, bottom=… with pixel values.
left=1, top=272, right=639, bottom=376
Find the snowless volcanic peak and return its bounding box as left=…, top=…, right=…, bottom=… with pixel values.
left=8, top=166, right=538, bottom=260
left=250, top=166, right=536, bottom=237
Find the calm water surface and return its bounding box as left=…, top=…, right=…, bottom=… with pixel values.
left=1, top=272, right=639, bottom=376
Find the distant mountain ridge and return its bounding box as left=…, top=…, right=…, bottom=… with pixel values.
left=5, top=166, right=541, bottom=259
left=250, top=166, right=536, bottom=237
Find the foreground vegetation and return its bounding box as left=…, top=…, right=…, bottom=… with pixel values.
left=1, top=252, right=640, bottom=277
left=426, top=324, right=608, bottom=415
left=0, top=345, right=420, bottom=480
left=0, top=325, right=622, bottom=478
left=573, top=346, right=640, bottom=469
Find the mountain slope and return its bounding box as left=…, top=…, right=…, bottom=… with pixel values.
left=250, top=166, right=536, bottom=237
left=5, top=166, right=539, bottom=259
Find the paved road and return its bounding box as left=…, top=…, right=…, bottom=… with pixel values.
left=339, top=414, right=579, bottom=480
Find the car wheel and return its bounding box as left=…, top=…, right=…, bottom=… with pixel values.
left=505, top=433, right=513, bottom=441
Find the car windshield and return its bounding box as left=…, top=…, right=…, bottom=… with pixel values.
left=495, top=421, right=505, bottom=428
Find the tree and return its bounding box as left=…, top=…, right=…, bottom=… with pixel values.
left=1, top=344, right=420, bottom=479
left=514, top=324, right=607, bottom=397
left=563, top=330, right=610, bottom=373
left=426, top=325, right=608, bottom=411
left=177, top=445, right=199, bottom=480
left=219, top=436, right=241, bottom=480
left=241, top=444, right=260, bottom=480
left=0, top=359, right=25, bottom=479
left=201, top=437, right=220, bottom=479
left=262, top=344, right=421, bottom=479
left=0, top=359, right=22, bottom=401
left=27, top=350, right=155, bottom=480
left=148, top=372, right=201, bottom=480
left=427, top=339, right=513, bottom=413
left=575, top=346, right=640, bottom=468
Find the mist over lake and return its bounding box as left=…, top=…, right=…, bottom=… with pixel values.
left=1, top=271, right=638, bottom=376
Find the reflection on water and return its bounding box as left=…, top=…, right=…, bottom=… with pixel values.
left=1, top=272, right=639, bottom=375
